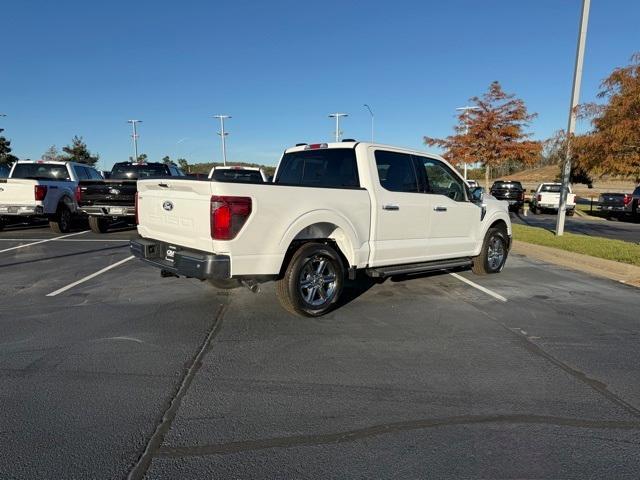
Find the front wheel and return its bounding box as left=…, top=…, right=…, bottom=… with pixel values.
left=472, top=227, right=509, bottom=275
left=49, top=204, right=72, bottom=233
left=275, top=242, right=345, bottom=317
left=88, top=216, right=110, bottom=233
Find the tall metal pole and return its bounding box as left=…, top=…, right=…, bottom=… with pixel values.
left=328, top=113, right=348, bottom=142
left=456, top=106, right=480, bottom=180
left=364, top=104, right=374, bottom=142
left=127, top=120, right=142, bottom=163
left=213, top=115, right=231, bottom=166
left=556, top=0, right=590, bottom=236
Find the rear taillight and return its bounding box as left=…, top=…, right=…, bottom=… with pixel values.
left=134, top=192, right=139, bottom=225
left=623, top=194, right=632, bottom=206
left=537, top=194, right=542, bottom=201
left=210, top=195, right=252, bottom=240
left=75, top=185, right=82, bottom=203
left=34, top=185, right=48, bottom=201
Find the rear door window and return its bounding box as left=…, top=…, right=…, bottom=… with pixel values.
left=374, top=151, right=419, bottom=193
left=413, top=156, right=467, bottom=202
left=74, top=166, right=90, bottom=180
left=275, top=148, right=359, bottom=188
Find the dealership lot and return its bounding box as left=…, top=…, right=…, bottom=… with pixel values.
left=1, top=225, right=640, bottom=479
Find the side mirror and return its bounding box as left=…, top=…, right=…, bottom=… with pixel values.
left=470, top=186, right=484, bottom=203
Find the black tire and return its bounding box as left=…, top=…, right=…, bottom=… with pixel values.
left=567, top=209, right=575, bottom=217
left=49, top=204, right=72, bottom=234
left=88, top=216, right=110, bottom=233
left=472, top=226, right=509, bottom=275
left=275, top=242, right=345, bottom=317
left=0, top=218, right=4, bottom=231
left=531, top=206, right=540, bottom=214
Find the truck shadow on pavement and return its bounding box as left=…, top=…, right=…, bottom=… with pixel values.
left=0, top=245, right=128, bottom=269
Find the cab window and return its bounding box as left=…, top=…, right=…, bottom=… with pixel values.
left=413, top=156, right=467, bottom=202
left=374, top=151, right=420, bottom=193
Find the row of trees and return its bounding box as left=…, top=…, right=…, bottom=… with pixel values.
left=425, top=52, right=640, bottom=185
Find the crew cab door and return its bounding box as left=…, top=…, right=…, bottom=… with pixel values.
left=369, top=149, right=430, bottom=266
left=412, top=155, right=481, bottom=258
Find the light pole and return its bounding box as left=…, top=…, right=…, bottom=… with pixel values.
left=328, top=113, right=348, bottom=142
left=127, top=120, right=142, bottom=163
left=364, top=104, right=374, bottom=142
left=213, top=115, right=231, bottom=166
left=556, top=0, right=590, bottom=236
left=455, top=106, right=480, bottom=180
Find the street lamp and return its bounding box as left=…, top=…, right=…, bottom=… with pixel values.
left=328, top=113, right=348, bottom=142
left=363, top=104, right=374, bottom=142
left=556, top=0, right=591, bottom=236
left=213, top=115, right=231, bottom=166
left=127, top=120, right=142, bottom=163
left=455, top=106, right=480, bottom=180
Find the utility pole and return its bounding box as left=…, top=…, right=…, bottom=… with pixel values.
left=328, top=113, right=348, bottom=142
left=127, top=120, right=142, bottom=163
left=455, top=106, right=480, bottom=180
left=556, top=0, right=590, bottom=236
left=213, top=115, right=231, bottom=166
left=364, top=104, right=374, bottom=142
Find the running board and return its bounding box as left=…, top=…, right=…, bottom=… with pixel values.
left=366, top=257, right=473, bottom=278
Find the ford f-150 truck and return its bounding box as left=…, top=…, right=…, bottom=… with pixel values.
left=0, top=160, right=101, bottom=233
left=78, top=162, right=185, bottom=233
left=529, top=182, right=576, bottom=215
left=131, top=142, right=512, bottom=316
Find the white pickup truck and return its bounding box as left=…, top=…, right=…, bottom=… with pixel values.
left=131, top=142, right=512, bottom=316
left=0, top=160, right=101, bottom=232
left=529, top=182, right=576, bottom=215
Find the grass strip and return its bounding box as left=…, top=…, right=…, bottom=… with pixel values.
left=512, top=223, right=640, bottom=267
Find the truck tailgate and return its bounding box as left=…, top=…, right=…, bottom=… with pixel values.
left=0, top=179, right=36, bottom=205
left=137, top=179, right=214, bottom=252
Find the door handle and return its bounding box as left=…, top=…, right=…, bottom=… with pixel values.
left=383, top=204, right=400, bottom=211
left=158, top=183, right=169, bottom=188
left=433, top=206, right=447, bottom=212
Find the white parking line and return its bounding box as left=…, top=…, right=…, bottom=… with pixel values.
left=0, top=230, right=90, bottom=254
left=0, top=238, right=129, bottom=242
left=449, top=272, right=507, bottom=302
left=46, top=255, right=135, bottom=297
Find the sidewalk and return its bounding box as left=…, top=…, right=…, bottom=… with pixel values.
left=512, top=240, right=640, bottom=288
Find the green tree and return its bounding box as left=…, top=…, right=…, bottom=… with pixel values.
left=177, top=158, right=189, bottom=171
left=0, top=129, right=19, bottom=165
left=129, top=153, right=148, bottom=163
left=42, top=145, right=63, bottom=162
left=62, top=136, right=99, bottom=166
left=162, top=155, right=172, bottom=164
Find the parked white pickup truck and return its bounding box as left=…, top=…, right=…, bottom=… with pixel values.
left=0, top=160, right=101, bottom=232
left=529, top=182, right=576, bottom=215
left=131, top=142, right=512, bottom=316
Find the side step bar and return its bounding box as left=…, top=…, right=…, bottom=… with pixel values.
left=366, top=257, right=473, bottom=278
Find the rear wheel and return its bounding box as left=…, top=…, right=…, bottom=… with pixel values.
left=531, top=205, right=540, bottom=214
left=472, top=226, right=508, bottom=275
left=88, top=216, right=110, bottom=233
left=567, top=209, right=575, bottom=217
left=49, top=204, right=71, bottom=234
left=275, top=242, right=344, bottom=317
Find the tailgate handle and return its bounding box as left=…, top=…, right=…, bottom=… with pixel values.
left=382, top=204, right=399, bottom=211
left=158, top=183, right=169, bottom=188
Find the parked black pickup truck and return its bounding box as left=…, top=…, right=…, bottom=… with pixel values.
left=596, top=192, right=633, bottom=218
left=79, top=162, right=185, bottom=233
left=490, top=180, right=525, bottom=212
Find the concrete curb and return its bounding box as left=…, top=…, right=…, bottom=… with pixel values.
left=511, top=240, right=640, bottom=288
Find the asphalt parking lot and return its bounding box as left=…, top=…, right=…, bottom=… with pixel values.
left=511, top=210, right=640, bottom=243
left=1, top=224, right=640, bottom=479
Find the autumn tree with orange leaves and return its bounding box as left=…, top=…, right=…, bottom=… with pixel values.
left=573, top=53, right=640, bottom=181
left=425, top=81, right=541, bottom=188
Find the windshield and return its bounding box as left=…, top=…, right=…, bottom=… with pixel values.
left=10, top=163, right=71, bottom=180
left=211, top=169, right=264, bottom=183
left=0, top=164, right=10, bottom=178
left=540, top=184, right=562, bottom=193
left=492, top=181, right=522, bottom=189
left=110, top=164, right=169, bottom=179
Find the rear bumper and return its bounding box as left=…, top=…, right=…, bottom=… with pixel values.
left=597, top=205, right=629, bottom=212
left=81, top=205, right=135, bottom=217
left=130, top=237, right=230, bottom=280
left=0, top=205, right=43, bottom=216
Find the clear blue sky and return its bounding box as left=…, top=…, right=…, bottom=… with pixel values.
left=2, top=0, right=638, bottom=170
